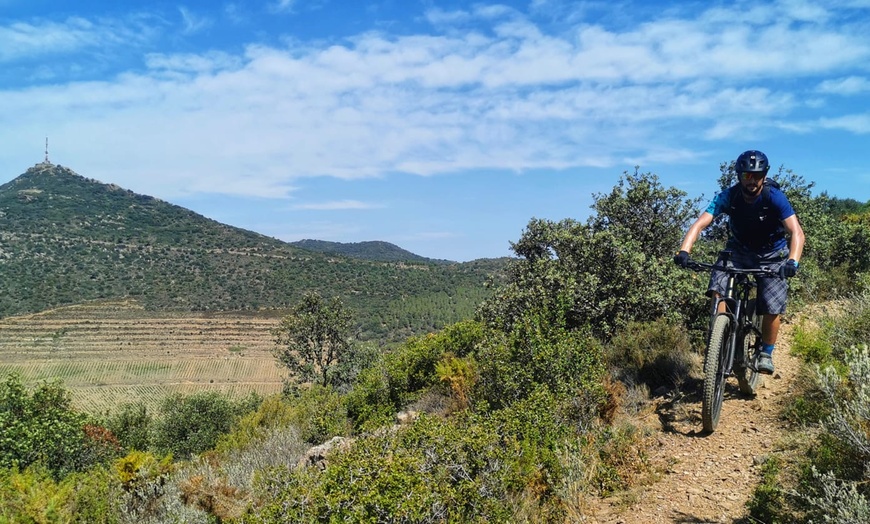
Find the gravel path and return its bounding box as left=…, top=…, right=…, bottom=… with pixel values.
left=588, top=319, right=801, bottom=523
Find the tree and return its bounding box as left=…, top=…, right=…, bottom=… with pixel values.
left=478, top=170, right=704, bottom=339
left=0, top=373, right=93, bottom=478
left=273, top=292, right=353, bottom=388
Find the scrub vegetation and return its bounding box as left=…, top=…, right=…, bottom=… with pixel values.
left=1, top=164, right=869, bottom=522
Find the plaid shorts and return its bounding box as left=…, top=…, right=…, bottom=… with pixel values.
left=707, top=244, right=790, bottom=315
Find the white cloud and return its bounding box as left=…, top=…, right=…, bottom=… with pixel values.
left=0, top=18, right=100, bottom=61
left=819, top=114, right=870, bottom=133
left=817, top=76, right=870, bottom=95
left=0, top=16, right=159, bottom=63
left=1, top=1, right=869, bottom=201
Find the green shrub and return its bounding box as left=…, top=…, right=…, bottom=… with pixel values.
left=105, top=402, right=152, bottom=452
left=0, top=465, right=122, bottom=524
left=0, top=466, right=74, bottom=523
left=215, top=395, right=296, bottom=453
left=0, top=373, right=92, bottom=479
left=345, top=320, right=486, bottom=431
left=243, top=411, right=567, bottom=523
left=474, top=311, right=606, bottom=414
left=746, top=457, right=789, bottom=523
left=342, top=363, right=396, bottom=432
left=65, top=467, right=123, bottom=524
left=477, top=171, right=704, bottom=340
left=285, top=384, right=351, bottom=444
left=152, top=391, right=259, bottom=459
left=791, top=321, right=835, bottom=366
left=791, top=293, right=870, bottom=370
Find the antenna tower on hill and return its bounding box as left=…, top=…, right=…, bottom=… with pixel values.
left=45, top=137, right=50, bottom=164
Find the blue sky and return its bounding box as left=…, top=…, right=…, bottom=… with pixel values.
left=2, top=0, right=869, bottom=261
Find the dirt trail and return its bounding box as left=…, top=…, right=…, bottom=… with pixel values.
left=589, top=319, right=802, bottom=523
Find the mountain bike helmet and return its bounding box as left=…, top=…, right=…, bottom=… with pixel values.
left=735, top=150, right=770, bottom=175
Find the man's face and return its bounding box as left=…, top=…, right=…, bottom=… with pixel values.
left=740, top=171, right=765, bottom=197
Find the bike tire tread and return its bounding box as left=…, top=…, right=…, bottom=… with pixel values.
left=702, top=314, right=730, bottom=433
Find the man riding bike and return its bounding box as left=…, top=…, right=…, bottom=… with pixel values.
left=674, top=150, right=805, bottom=375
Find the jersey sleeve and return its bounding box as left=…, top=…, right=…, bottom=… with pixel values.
left=770, top=189, right=796, bottom=221
left=704, top=190, right=729, bottom=217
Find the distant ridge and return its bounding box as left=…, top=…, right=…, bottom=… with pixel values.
left=0, top=163, right=504, bottom=341
left=290, top=239, right=453, bottom=264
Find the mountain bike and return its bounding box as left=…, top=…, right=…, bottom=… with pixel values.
left=682, top=251, right=778, bottom=433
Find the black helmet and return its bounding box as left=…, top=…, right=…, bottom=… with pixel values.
left=735, top=150, right=770, bottom=174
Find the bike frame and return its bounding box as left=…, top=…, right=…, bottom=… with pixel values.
left=695, top=251, right=772, bottom=375
left=709, top=270, right=752, bottom=377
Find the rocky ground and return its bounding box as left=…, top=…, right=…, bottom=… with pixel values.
left=588, top=319, right=802, bottom=523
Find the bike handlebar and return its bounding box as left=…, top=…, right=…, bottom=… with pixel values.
left=683, top=258, right=779, bottom=278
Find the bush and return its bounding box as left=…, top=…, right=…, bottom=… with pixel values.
left=792, top=292, right=870, bottom=369
left=285, top=384, right=352, bottom=445
left=0, top=465, right=123, bottom=524
left=66, top=467, right=124, bottom=524
left=817, top=345, right=870, bottom=468
left=152, top=391, right=260, bottom=460
left=215, top=395, right=297, bottom=453
left=474, top=311, right=606, bottom=416
left=345, top=320, right=486, bottom=431
left=105, top=402, right=152, bottom=452
left=0, top=373, right=94, bottom=479
left=242, top=411, right=568, bottom=523
left=783, top=345, right=870, bottom=522
left=746, top=457, right=789, bottom=524
left=0, top=466, right=75, bottom=523
left=802, top=468, right=870, bottom=523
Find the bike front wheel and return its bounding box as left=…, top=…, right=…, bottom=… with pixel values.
left=702, top=314, right=731, bottom=433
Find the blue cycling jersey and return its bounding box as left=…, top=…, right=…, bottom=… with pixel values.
left=705, top=184, right=795, bottom=252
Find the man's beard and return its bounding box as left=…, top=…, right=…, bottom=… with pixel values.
left=741, top=183, right=762, bottom=197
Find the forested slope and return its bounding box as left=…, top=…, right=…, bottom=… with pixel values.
left=0, top=162, right=505, bottom=341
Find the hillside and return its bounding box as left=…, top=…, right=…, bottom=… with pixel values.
left=0, top=162, right=505, bottom=341
left=289, top=239, right=451, bottom=264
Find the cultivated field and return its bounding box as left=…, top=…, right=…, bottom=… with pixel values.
left=0, top=299, right=287, bottom=414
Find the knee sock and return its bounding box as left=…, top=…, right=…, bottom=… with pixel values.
left=762, top=343, right=775, bottom=355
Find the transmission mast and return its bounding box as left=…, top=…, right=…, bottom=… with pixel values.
left=44, top=137, right=50, bottom=164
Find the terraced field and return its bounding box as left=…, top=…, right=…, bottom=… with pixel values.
left=0, top=299, right=287, bottom=414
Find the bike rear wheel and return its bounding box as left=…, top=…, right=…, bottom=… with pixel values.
left=702, top=314, right=731, bottom=433
left=735, top=299, right=763, bottom=396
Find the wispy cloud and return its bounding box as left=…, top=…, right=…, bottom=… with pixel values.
left=0, top=18, right=104, bottom=61
left=1, top=1, right=868, bottom=202
left=817, top=76, right=870, bottom=95
left=178, top=7, right=212, bottom=34
left=819, top=114, right=870, bottom=133
left=271, top=0, right=297, bottom=13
